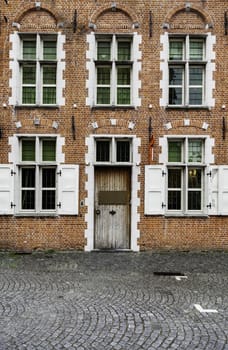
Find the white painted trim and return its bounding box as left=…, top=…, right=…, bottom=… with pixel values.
left=84, top=135, right=141, bottom=252
left=160, top=33, right=169, bottom=107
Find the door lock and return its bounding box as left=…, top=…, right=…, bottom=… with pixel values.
left=96, top=209, right=101, bottom=215
left=109, top=209, right=116, bottom=215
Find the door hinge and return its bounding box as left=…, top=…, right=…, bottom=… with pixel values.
left=11, top=170, right=16, bottom=176
left=57, top=202, right=61, bottom=208
left=162, top=170, right=166, bottom=176
left=162, top=202, right=166, bottom=208
left=57, top=170, right=62, bottom=176
left=206, top=203, right=212, bottom=209
left=11, top=202, right=16, bottom=208
left=206, top=171, right=212, bottom=177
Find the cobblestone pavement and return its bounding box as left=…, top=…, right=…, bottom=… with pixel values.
left=0, top=251, right=228, bottom=350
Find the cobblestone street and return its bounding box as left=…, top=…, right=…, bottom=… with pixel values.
left=0, top=251, right=228, bottom=350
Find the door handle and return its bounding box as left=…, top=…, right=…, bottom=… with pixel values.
left=109, top=210, right=116, bottom=215
left=96, top=209, right=101, bottom=215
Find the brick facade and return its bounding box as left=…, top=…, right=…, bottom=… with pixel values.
left=0, top=0, right=228, bottom=251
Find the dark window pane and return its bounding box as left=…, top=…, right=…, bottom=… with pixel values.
left=42, top=190, right=56, bottom=210
left=43, top=87, right=56, bottom=104
left=188, top=140, right=202, bottom=162
left=42, top=168, right=56, bottom=188
left=189, top=88, right=202, bottom=105
left=22, top=190, right=35, bottom=210
left=22, top=88, right=36, bottom=104
left=118, top=41, right=131, bottom=61
left=43, top=66, right=56, bottom=84
left=43, top=41, right=56, bottom=60
left=189, top=40, right=203, bottom=61
left=169, top=87, right=182, bottom=105
left=97, top=67, right=110, bottom=84
left=23, top=40, right=36, bottom=59
left=189, top=67, right=203, bottom=85
left=168, top=191, right=181, bottom=210
left=42, top=140, right=56, bottom=161
left=168, top=169, right=181, bottom=188
left=117, top=88, right=130, bottom=105
left=117, top=141, right=130, bottom=162
left=22, top=140, right=35, bottom=161
left=117, top=67, right=130, bottom=85
left=22, top=168, right=35, bottom=187
left=97, top=87, right=110, bottom=104
left=188, top=169, right=201, bottom=188
left=168, top=142, right=182, bottom=162
left=169, top=41, right=183, bottom=60
left=169, top=67, right=183, bottom=85
left=97, top=42, right=111, bottom=60
left=188, top=191, right=201, bottom=210
left=96, top=141, right=110, bottom=161
left=22, top=66, right=36, bottom=84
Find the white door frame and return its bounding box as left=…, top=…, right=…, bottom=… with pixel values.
left=85, top=135, right=141, bottom=252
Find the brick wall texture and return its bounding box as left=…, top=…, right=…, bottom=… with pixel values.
left=0, top=0, right=228, bottom=251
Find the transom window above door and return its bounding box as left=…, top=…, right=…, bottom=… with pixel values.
left=95, top=137, right=132, bottom=164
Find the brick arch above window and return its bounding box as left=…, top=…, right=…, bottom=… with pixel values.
left=163, top=5, right=214, bottom=30
left=13, top=5, right=64, bottom=29
left=89, top=4, right=139, bottom=29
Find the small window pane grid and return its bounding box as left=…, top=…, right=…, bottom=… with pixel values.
left=167, top=138, right=204, bottom=213
left=21, top=35, right=57, bottom=105
left=96, top=36, right=132, bottom=106
left=20, top=137, right=57, bottom=212
left=95, top=138, right=131, bottom=163
left=168, top=36, right=205, bottom=107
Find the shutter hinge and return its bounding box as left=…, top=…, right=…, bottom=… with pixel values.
left=57, top=170, right=62, bottom=176
left=162, top=202, right=166, bottom=208
left=162, top=170, right=166, bottom=176
left=11, top=170, right=16, bottom=176
left=57, top=202, right=61, bottom=208
left=11, top=202, right=16, bottom=208
left=206, top=203, right=212, bottom=209
left=206, top=171, right=212, bottom=177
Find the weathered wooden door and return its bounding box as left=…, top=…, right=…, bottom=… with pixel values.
left=94, top=167, right=131, bottom=249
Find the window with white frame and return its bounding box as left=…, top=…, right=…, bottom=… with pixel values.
left=167, top=138, right=204, bottom=212
left=9, top=32, right=66, bottom=107
left=168, top=36, right=206, bottom=106
left=19, top=137, right=57, bottom=212
left=95, top=35, right=132, bottom=106
left=95, top=137, right=132, bottom=163
left=20, top=34, right=57, bottom=105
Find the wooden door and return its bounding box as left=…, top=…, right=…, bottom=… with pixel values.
left=94, top=167, right=131, bottom=250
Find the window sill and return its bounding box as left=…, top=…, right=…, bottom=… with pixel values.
left=91, top=105, right=136, bottom=110
left=14, top=105, right=60, bottom=109
left=15, top=213, right=58, bottom=217
left=165, top=105, right=211, bottom=110
left=164, top=213, right=209, bottom=218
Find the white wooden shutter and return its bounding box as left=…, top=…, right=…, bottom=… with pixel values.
left=144, top=165, right=165, bottom=215
left=58, top=165, right=79, bottom=215
left=218, top=166, right=228, bottom=215
left=0, top=165, right=14, bottom=215
left=207, top=166, right=218, bottom=215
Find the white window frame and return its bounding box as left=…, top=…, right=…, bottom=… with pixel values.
left=9, top=32, right=66, bottom=107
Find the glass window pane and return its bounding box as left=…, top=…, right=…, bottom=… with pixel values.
left=23, top=40, right=36, bottom=59
left=117, top=88, right=130, bottom=105
left=42, top=140, right=56, bottom=161
left=190, top=40, right=203, bottom=61
left=168, top=168, right=182, bottom=188
left=97, top=87, right=110, bottom=104
left=42, top=190, right=55, bottom=209
left=188, top=140, right=202, bottom=162
left=188, top=191, right=201, bottom=210
left=43, top=87, right=56, bottom=104
left=97, top=42, right=111, bottom=60
left=189, top=67, right=203, bottom=85
left=116, top=141, right=130, bottom=162
left=42, top=168, right=56, bottom=187
left=168, top=191, right=181, bottom=210
left=169, top=88, right=182, bottom=105
left=189, top=88, right=202, bottom=105
left=97, top=67, right=110, bottom=84
left=118, top=41, right=131, bottom=61
left=22, top=168, right=35, bottom=187
left=188, top=168, right=201, bottom=188
left=169, top=41, right=183, bottom=60
left=43, top=66, right=56, bottom=84
left=22, top=66, right=36, bottom=84
left=117, top=67, right=130, bottom=85
left=22, top=87, right=36, bottom=104
left=169, top=67, right=183, bottom=85
left=22, top=140, right=35, bottom=161
left=96, top=141, right=110, bottom=161
left=43, top=41, right=56, bottom=60
left=22, top=190, right=35, bottom=210
left=168, top=141, right=182, bottom=162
